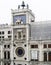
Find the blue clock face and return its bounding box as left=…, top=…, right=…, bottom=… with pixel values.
left=15, top=47, right=25, bottom=57
left=13, top=15, right=26, bottom=24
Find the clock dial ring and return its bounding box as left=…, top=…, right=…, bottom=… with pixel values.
left=15, top=47, right=25, bottom=57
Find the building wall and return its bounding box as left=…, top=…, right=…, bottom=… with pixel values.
left=0, top=2, right=51, bottom=65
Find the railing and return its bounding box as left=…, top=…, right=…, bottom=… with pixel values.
left=0, top=38, right=11, bottom=45
left=2, top=59, right=11, bottom=62
left=14, top=39, right=26, bottom=43
left=0, top=38, right=11, bottom=42
left=0, top=59, right=10, bottom=62
left=3, top=38, right=11, bottom=41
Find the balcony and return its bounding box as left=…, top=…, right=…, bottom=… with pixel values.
left=0, top=38, right=11, bottom=42
left=0, top=59, right=10, bottom=62
left=0, top=38, right=11, bottom=45
left=3, top=38, right=11, bottom=41
left=2, top=59, right=11, bottom=62
left=14, top=39, right=26, bottom=43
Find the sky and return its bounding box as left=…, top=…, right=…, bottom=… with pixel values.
left=0, top=0, right=51, bottom=24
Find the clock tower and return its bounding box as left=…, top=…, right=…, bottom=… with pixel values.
left=11, top=1, right=35, bottom=25
left=11, top=1, right=35, bottom=65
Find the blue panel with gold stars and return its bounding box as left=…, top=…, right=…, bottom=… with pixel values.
left=13, top=15, right=26, bottom=24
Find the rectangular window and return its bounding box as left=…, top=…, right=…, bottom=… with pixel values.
left=15, top=35, right=17, bottom=38
left=4, top=63, right=10, bottom=65
left=23, top=35, right=26, bottom=38
left=0, top=32, right=1, bottom=34
left=31, top=45, right=38, bottom=48
left=4, top=51, right=10, bottom=59
left=2, top=31, right=4, bottom=34
left=4, top=45, right=6, bottom=48
left=8, top=51, right=10, bottom=59
left=8, top=36, right=11, bottom=39
left=34, top=45, right=38, bottom=48
left=23, top=34, right=26, bottom=39
left=31, top=50, right=39, bottom=61
left=8, top=31, right=11, bottom=34
left=18, top=32, right=21, bottom=39
left=48, top=52, right=51, bottom=61
left=0, top=36, right=1, bottom=38
left=31, top=45, right=34, bottom=48
left=8, top=45, right=10, bottom=48
left=0, top=36, right=1, bottom=41
left=48, top=44, right=51, bottom=48
left=2, top=36, right=4, bottom=40
left=31, top=20, right=34, bottom=22
left=4, top=45, right=10, bottom=48
left=44, top=52, right=47, bottom=61
left=8, top=63, right=10, bottom=65
left=44, top=52, right=51, bottom=61
left=4, top=51, right=6, bottom=59
left=44, top=44, right=47, bottom=48
left=2, top=36, right=4, bottom=38
left=4, top=63, right=6, bottom=65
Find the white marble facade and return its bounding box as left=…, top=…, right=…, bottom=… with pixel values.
left=0, top=1, right=51, bottom=65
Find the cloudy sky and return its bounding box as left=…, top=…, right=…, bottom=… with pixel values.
left=0, top=0, right=51, bottom=24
